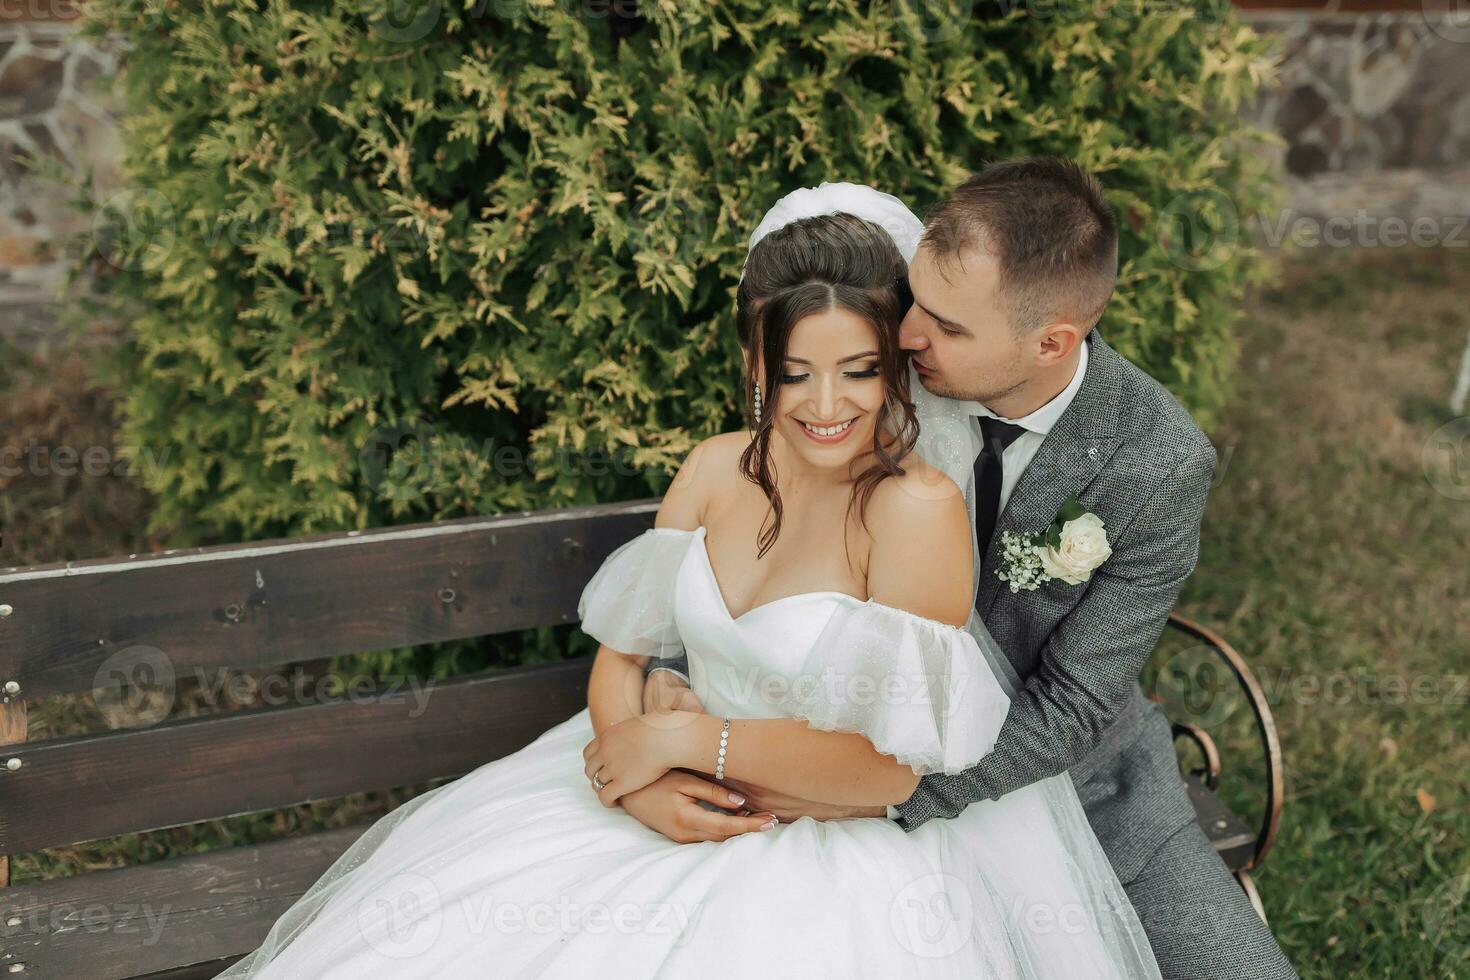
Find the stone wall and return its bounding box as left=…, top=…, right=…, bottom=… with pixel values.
left=0, top=9, right=119, bottom=345
left=1241, top=10, right=1470, bottom=242
left=0, top=7, right=1466, bottom=345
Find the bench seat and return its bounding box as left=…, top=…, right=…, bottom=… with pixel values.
left=2, top=773, right=1254, bottom=980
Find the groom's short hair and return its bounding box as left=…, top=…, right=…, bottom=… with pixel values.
left=921, top=157, right=1118, bottom=335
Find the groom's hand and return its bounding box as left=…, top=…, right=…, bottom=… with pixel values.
left=717, top=775, right=888, bottom=822
left=643, top=668, right=704, bottom=715
left=618, top=770, right=778, bottom=844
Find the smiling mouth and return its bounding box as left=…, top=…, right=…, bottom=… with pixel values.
left=797, top=418, right=857, bottom=438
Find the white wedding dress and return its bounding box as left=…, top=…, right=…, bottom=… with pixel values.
left=216, top=524, right=1161, bottom=979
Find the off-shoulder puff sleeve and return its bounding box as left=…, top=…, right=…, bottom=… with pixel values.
left=777, top=601, right=1012, bottom=776
left=576, top=527, right=697, bottom=660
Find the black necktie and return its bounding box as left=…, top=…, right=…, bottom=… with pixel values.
left=973, top=415, right=1028, bottom=559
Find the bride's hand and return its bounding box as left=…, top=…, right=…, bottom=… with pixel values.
left=582, top=713, right=692, bottom=807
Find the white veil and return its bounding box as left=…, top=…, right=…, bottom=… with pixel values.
left=745, top=181, right=927, bottom=270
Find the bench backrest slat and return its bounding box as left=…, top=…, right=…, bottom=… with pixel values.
left=0, top=660, right=591, bottom=853
left=0, top=499, right=658, bottom=700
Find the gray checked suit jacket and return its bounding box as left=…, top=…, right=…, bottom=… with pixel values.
left=645, top=329, right=1216, bottom=885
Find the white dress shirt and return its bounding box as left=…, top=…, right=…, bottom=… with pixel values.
left=884, top=339, right=1090, bottom=820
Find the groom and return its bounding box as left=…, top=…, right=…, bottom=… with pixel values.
left=637, top=158, right=1295, bottom=978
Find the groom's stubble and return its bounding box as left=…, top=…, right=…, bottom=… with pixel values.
left=913, top=355, right=1029, bottom=410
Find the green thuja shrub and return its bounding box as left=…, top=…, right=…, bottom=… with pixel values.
left=72, top=0, right=1276, bottom=670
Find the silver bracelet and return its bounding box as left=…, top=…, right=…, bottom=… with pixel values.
left=714, top=718, right=730, bottom=781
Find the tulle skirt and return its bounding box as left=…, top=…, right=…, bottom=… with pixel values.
left=216, top=706, right=1159, bottom=979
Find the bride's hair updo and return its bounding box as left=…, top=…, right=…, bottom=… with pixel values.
left=735, top=211, right=921, bottom=559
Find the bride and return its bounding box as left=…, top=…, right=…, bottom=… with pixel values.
left=216, top=185, right=1161, bottom=978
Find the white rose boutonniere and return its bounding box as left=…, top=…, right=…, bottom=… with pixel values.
left=996, top=495, right=1112, bottom=593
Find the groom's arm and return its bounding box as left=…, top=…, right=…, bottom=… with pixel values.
left=893, top=438, right=1216, bottom=831
left=644, top=655, right=690, bottom=684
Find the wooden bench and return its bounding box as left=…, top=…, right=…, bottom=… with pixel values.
left=0, top=498, right=1283, bottom=979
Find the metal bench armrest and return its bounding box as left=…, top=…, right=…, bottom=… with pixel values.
left=1165, top=613, right=1284, bottom=872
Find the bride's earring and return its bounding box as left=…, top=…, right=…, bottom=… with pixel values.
left=753, top=382, right=763, bottom=426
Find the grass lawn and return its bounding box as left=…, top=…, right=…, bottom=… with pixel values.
left=2, top=245, right=1466, bottom=978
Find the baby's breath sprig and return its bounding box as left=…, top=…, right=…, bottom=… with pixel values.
left=995, top=530, right=1049, bottom=593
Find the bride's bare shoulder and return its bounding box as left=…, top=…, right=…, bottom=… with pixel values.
left=672, top=431, right=751, bottom=491
left=888, top=452, right=964, bottom=503
left=657, top=431, right=751, bottom=530
left=867, top=461, right=970, bottom=550
left=863, top=462, right=973, bottom=627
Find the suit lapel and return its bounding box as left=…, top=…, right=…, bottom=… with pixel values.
left=976, top=331, right=1125, bottom=620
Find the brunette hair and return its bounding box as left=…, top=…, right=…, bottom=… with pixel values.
left=734, top=211, right=920, bottom=560
left=921, top=156, right=1118, bottom=335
